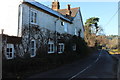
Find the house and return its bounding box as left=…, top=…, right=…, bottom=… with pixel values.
left=1, top=34, right=22, bottom=59
left=2, top=0, right=84, bottom=59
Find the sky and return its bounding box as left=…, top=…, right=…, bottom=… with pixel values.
left=0, top=0, right=119, bottom=36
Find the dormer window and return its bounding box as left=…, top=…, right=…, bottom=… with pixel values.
left=31, top=10, right=37, bottom=24
left=61, top=21, right=64, bottom=26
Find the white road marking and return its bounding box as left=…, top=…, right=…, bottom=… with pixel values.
left=68, top=50, right=103, bottom=80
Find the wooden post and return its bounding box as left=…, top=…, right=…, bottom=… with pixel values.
left=0, top=29, right=3, bottom=79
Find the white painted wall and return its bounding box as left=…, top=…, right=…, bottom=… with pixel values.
left=20, top=3, right=84, bottom=38
left=0, top=0, right=84, bottom=38
left=72, top=10, right=84, bottom=38
left=20, top=4, right=71, bottom=35
left=21, top=4, right=84, bottom=37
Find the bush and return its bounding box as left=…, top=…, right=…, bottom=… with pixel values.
left=3, top=35, right=91, bottom=79
left=64, top=35, right=89, bottom=56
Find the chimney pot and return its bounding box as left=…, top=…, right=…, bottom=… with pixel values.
left=52, top=0, right=60, bottom=11
left=67, top=4, right=71, bottom=10
left=66, top=4, right=72, bottom=16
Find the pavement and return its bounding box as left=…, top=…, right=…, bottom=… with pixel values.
left=26, top=50, right=117, bottom=80
left=112, top=54, right=120, bottom=80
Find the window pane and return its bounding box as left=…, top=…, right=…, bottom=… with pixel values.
left=73, top=45, right=76, bottom=51
left=34, top=13, right=37, bottom=23
left=61, top=22, right=64, bottom=26
left=10, top=48, right=12, bottom=52
left=7, top=48, right=9, bottom=52
left=51, top=44, right=54, bottom=52
left=31, top=49, right=34, bottom=55
left=58, top=45, right=60, bottom=52
left=48, top=44, right=51, bottom=52
left=7, top=52, right=9, bottom=55
left=61, top=45, right=64, bottom=52
left=31, top=12, right=33, bottom=22
left=9, top=53, right=12, bottom=57
left=31, top=41, right=34, bottom=48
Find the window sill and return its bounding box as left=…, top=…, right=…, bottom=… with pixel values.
left=30, top=55, right=36, bottom=58
left=6, top=57, right=14, bottom=59
left=30, top=22, right=38, bottom=26
left=58, top=52, right=63, bottom=54
left=48, top=52, right=54, bottom=54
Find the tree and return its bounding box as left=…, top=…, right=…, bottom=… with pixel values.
left=85, top=17, right=100, bottom=34
left=84, top=17, right=102, bottom=47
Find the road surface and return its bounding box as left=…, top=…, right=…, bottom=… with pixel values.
left=27, top=50, right=117, bottom=80
left=113, top=54, right=120, bottom=80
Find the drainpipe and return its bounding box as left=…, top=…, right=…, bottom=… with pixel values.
left=54, top=17, right=60, bottom=53
left=28, top=6, right=31, bottom=56
left=17, top=5, right=20, bottom=37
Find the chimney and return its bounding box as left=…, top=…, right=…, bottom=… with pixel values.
left=67, top=4, right=71, bottom=10
left=66, top=4, right=72, bottom=16
left=52, top=0, right=60, bottom=11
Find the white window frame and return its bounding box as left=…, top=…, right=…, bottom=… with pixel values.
left=73, top=44, right=76, bottom=51
left=58, top=43, right=64, bottom=54
left=48, top=41, right=54, bottom=54
left=30, top=40, right=36, bottom=57
left=6, top=44, right=14, bottom=59
left=30, top=9, right=37, bottom=25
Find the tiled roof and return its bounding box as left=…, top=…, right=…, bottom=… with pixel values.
left=2, top=34, right=22, bottom=44
left=58, top=7, right=80, bottom=17
left=23, top=0, right=72, bottom=23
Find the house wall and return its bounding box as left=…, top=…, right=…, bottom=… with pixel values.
left=2, top=36, right=7, bottom=60
left=19, top=4, right=84, bottom=37
left=72, top=10, right=84, bottom=38
left=2, top=2, right=85, bottom=59
left=16, top=2, right=85, bottom=59
left=2, top=35, right=24, bottom=59
left=20, top=4, right=69, bottom=35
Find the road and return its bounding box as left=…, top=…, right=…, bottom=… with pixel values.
left=27, top=50, right=117, bottom=80
left=113, top=54, right=120, bottom=80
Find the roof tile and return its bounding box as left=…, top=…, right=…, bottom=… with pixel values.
left=58, top=7, right=79, bottom=17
